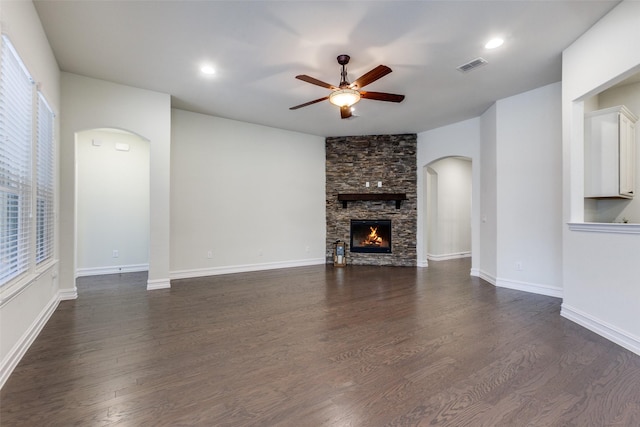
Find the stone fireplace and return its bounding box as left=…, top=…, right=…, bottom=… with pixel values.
left=325, top=134, right=417, bottom=266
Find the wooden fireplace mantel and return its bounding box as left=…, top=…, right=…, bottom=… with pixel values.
left=337, top=193, right=407, bottom=209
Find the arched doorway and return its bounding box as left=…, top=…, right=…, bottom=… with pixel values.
left=424, top=156, right=472, bottom=264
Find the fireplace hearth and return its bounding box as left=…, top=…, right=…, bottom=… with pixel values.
left=350, top=219, right=391, bottom=253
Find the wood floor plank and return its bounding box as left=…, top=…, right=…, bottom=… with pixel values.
left=2, top=259, right=640, bottom=426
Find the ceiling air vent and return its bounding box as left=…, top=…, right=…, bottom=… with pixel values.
left=457, top=57, right=488, bottom=73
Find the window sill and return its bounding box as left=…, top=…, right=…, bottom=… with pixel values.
left=567, top=222, right=640, bottom=234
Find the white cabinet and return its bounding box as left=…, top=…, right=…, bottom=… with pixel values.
left=584, top=105, right=637, bottom=199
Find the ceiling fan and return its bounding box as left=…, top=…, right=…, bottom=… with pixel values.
left=290, top=54, right=405, bottom=119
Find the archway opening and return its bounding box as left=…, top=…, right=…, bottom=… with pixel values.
left=75, top=128, right=150, bottom=278
left=424, top=156, right=472, bottom=264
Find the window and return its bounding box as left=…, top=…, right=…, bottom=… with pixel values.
left=36, top=94, right=54, bottom=264
left=0, top=36, right=33, bottom=285
left=0, top=35, right=56, bottom=287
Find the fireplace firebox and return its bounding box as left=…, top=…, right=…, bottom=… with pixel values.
left=350, top=219, right=391, bottom=253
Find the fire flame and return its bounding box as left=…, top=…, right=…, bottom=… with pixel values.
left=363, top=226, right=383, bottom=246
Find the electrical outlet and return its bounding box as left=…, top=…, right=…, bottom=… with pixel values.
left=305, top=246, right=310, bottom=253
left=112, top=250, right=119, bottom=258
left=365, top=182, right=370, bottom=187
left=207, top=250, right=213, bottom=259
left=516, top=262, right=523, bottom=271
left=378, top=181, right=382, bottom=187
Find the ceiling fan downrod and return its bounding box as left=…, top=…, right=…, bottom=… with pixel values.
left=337, top=54, right=351, bottom=87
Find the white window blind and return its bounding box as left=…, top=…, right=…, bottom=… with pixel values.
left=36, top=93, right=54, bottom=264
left=0, top=36, right=34, bottom=285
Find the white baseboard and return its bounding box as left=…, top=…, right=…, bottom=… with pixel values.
left=495, top=277, right=563, bottom=299
left=478, top=269, right=497, bottom=285
left=147, top=278, right=171, bottom=290
left=426, top=252, right=471, bottom=261
left=58, top=287, right=78, bottom=300
left=475, top=270, right=562, bottom=299
left=170, top=258, right=326, bottom=281
left=420, top=259, right=476, bottom=274
left=76, top=263, right=149, bottom=277
left=561, top=304, right=640, bottom=356
left=0, top=293, right=59, bottom=389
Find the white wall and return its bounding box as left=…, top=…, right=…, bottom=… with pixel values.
left=60, top=73, right=171, bottom=290
left=480, top=106, right=497, bottom=281
left=446, top=83, right=563, bottom=298
left=562, top=0, right=640, bottom=355
left=586, top=81, right=640, bottom=223
left=170, top=109, right=326, bottom=278
left=495, top=82, right=563, bottom=297
left=0, top=0, right=62, bottom=387
left=76, top=129, right=149, bottom=275
left=417, top=117, right=481, bottom=273
left=425, top=167, right=438, bottom=259
left=425, top=157, right=472, bottom=259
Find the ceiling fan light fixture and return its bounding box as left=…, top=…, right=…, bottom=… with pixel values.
left=329, top=88, right=361, bottom=107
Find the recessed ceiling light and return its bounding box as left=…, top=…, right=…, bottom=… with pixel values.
left=200, top=65, right=216, bottom=75
left=485, top=38, right=504, bottom=49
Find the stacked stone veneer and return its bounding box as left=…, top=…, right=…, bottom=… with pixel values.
left=326, top=134, right=417, bottom=266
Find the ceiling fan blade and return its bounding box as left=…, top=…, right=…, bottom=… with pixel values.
left=360, top=91, right=405, bottom=103
left=350, top=65, right=392, bottom=90
left=295, top=75, right=337, bottom=90
left=340, top=106, right=352, bottom=119
left=289, top=96, right=329, bottom=110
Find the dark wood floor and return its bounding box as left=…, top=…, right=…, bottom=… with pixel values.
left=2, top=259, right=640, bottom=426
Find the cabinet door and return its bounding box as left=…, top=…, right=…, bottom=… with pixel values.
left=584, top=112, right=620, bottom=197
left=619, top=114, right=636, bottom=197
